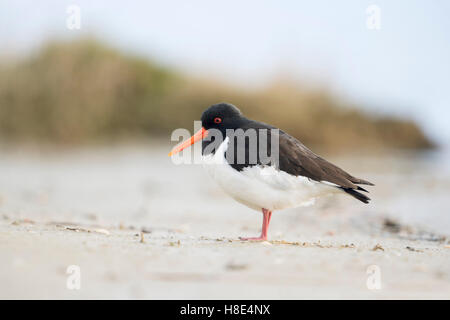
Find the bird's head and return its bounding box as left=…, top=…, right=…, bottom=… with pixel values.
left=169, top=103, right=243, bottom=156
left=200, top=103, right=243, bottom=131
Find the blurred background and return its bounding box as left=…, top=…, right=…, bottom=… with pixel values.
left=0, top=0, right=450, bottom=298
left=1, top=0, right=450, bottom=227
left=1, top=0, right=449, bottom=226
left=1, top=0, right=450, bottom=149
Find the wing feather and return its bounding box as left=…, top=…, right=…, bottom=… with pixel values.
left=278, top=131, right=374, bottom=189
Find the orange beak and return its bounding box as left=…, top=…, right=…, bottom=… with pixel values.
left=168, top=127, right=208, bottom=156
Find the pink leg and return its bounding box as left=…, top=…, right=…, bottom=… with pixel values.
left=240, top=208, right=272, bottom=241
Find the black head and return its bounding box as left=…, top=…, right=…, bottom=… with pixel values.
left=169, top=103, right=248, bottom=157
left=201, top=103, right=244, bottom=131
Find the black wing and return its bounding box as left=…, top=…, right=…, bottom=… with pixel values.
left=278, top=130, right=374, bottom=203
left=224, top=120, right=374, bottom=203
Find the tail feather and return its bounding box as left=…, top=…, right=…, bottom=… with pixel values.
left=357, top=186, right=369, bottom=193
left=340, top=187, right=371, bottom=204
left=352, top=178, right=374, bottom=186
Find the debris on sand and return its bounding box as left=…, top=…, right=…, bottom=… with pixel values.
left=372, top=244, right=385, bottom=251
left=297, top=241, right=333, bottom=248
left=93, top=228, right=110, bottom=235
left=406, top=246, right=423, bottom=253
left=313, top=241, right=332, bottom=248
left=270, top=240, right=300, bottom=246
left=59, top=225, right=110, bottom=235
left=11, top=219, right=35, bottom=225
left=63, top=226, right=85, bottom=232
left=340, top=243, right=356, bottom=249
left=140, top=232, right=145, bottom=243
left=383, top=218, right=402, bottom=233
left=265, top=240, right=355, bottom=249
left=141, top=227, right=152, bottom=234
left=381, top=217, right=446, bottom=242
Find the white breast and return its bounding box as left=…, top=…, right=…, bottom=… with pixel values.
left=202, top=137, right=339, bottom=211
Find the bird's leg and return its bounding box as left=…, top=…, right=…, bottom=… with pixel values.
left=239, top=208, right=272, bottom=241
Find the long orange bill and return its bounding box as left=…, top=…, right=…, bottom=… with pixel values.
left=168, top=127, right=208, bottom=156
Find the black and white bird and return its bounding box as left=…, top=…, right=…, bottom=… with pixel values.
left=169, top=103, right=374, bottom=241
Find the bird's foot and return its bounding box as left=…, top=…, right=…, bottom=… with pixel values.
left=239, top=236, right=268, bottom=241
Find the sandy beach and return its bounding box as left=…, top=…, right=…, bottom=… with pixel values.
left=1, top=144, right=449, bottom=299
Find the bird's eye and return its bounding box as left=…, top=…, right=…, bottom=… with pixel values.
left=214, top=117, right=222, bottom=124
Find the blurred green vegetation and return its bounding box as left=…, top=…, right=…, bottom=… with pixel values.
left=0, top=38, right=434, bottom=150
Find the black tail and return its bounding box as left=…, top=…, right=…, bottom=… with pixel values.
left=339, top=187, right=371, bottom=204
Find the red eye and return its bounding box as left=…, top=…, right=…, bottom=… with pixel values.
left=214, top=117, right=222, bottom=124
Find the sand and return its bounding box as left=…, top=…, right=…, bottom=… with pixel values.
left=0, top=144, right=449, bottom=299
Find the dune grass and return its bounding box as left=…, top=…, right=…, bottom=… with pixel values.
left=0, top=38, right=433, bottom=151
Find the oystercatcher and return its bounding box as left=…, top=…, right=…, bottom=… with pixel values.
left=169, top=103, right=374, bottom=241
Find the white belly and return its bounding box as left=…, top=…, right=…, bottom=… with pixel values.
left=202, top=137, right=339, bottom=211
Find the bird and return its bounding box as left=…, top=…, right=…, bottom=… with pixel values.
left=169, top=103, right=374, bottom=241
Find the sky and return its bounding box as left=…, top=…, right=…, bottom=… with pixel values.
left=1, top=0, right=449, bottom=145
